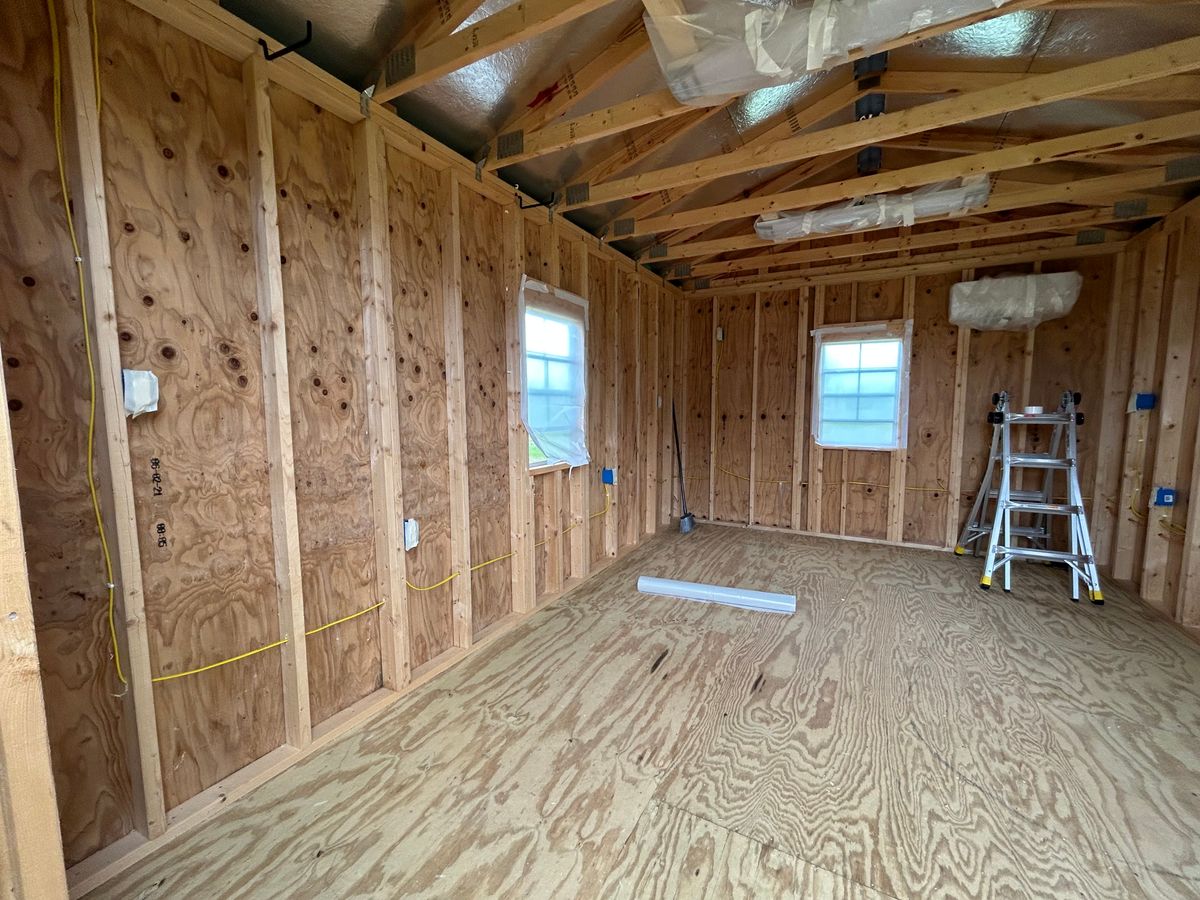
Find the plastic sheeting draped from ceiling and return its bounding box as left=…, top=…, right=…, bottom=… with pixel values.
left=645, top=0, right=1011, bottom=106
left=949, top=272, right=1083, bottom=331
left=754, top=176, right=991, bottom=242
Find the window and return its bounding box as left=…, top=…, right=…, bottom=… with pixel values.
left=812, top=320, right=912, bottom=450
left=520, top=276, right=589, bottom=468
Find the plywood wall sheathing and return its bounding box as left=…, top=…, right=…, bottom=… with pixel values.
left=269, top=80, right=385, bottom=727
left=1, top=0, right=143, bottom=863
left=712, top=296, right=755, bottom=524
left=504, top=208, right=535, bottom=615
left=243, top=58, right=313, bottom=750
left=683, top=298, right=713, bottom=521
left=904, top=274, right=958, bottom=546
left=656, top=289, right=676, bottom=530
left=617, top=270, right=642, bottom=550
left=1091, top=252, right=1138, bottom=570
left=640, top=279, right=661, bottom=538
left=753, top=292, right=800, bottom=528
left=1112, top=235, right=1170, bottom=582
left=387, top=150, right=457, bottom=669
left=459, top=190, right=515, bottom=635
left=101, top=1, right=288, bottom=811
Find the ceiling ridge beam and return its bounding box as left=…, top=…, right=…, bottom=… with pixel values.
left=559, top=35, right=1200, bottom=212
left=622, top=110, right=1200, bottom=237
left=376, top=0, right=624, bottom=102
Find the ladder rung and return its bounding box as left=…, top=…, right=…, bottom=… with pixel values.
left=1009, top=453, right=1073, bottom=469
left=966, top=524, right=1047, bottom=539
left=995, top=546, right=1092, bottom=564
left=986, top=488, right=1048, bottom=502
left=1004, top=501, right=1081, bottom=515
left=1005, top=413, right=1073, bottom=424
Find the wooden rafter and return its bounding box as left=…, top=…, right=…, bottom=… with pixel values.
left=374, top=0, right=483, bottom=91
left=643, top=165, right=1192, bottom=263
left=689, top=238, right=1126, bottom=296
left=560, top=36, right=1200, bottom=212
left=493, top=15, right=649, bottom=140
left=694, top=233, right=1128, bottom=292
left=885, top=131, right=1200, bottom=169
left=688, top=208, right=1152, bottom=279
left=659, top=151, right=857, bottom=248
left=489, top=88, right=708, bottom=171
left=606, top=78, right=865, bottom=227
left=376, top=0, right=623, bottom=102
left=571, top=103, right=733, bottom=189
left=881, top=70, right=1200, bottom=103
left=619, top=110, right=1200, bottom=238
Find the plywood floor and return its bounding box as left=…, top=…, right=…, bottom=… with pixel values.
left=89, top=526, right=1200, bottom=899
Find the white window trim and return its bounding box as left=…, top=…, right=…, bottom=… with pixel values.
left=811, top=318, right=913, bottom=452
left=519, top=275, right=590, bottom=469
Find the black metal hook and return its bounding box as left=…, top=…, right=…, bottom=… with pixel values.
left=259, top=20, right=312, bottom=61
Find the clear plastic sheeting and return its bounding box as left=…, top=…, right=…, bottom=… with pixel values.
left=519, top=276, right=591, bottom=467
left=949, top=272, right=1083, bottom=332
left=646, top=0, right=1010, bottom=106
left=754, top=176, right=990, bottom=243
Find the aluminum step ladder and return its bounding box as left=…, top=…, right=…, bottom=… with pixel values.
left=956, top=390, right=1103, bottom=604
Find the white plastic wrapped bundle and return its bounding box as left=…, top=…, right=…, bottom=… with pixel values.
left=949, top=272, right=1083, bottom=332
left=753, top=176, right=991, bottom=243
left=646, top=0, right=1010, bottom=106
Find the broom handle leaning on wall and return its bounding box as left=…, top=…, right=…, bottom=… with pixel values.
left=672, top=400, right=689, bottom=518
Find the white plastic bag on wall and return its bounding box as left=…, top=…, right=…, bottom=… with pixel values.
left=645, top=0, right=1011, bottom=106
left=754, top=176, right=991, bottom=243
left=949, top=272, right=1083, bottom=332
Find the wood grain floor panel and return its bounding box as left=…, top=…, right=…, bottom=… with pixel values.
left=86, top=526, right=1200, bottom=899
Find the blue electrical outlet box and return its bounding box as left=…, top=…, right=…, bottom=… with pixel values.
left=1154, top=487, right=1176, bottom=507
left=1135, top=393, right=1157, bottom=411
left=602, top=468, right=617, bottom=485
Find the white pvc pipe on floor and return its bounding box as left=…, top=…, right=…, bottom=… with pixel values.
left=636, top=576, right=796, bottom=615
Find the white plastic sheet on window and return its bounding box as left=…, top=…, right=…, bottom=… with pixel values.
left=754, top=176, right=991, bottom=243
left=811, top=319, right=913, bottom=451
left=645, top=0, right=1010, bottom=106
left=519, top=275, right=590, bottom=468
left=949, top=272, right=1083, bottom=332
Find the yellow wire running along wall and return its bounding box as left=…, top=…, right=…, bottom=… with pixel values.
left=0, top=0, right=678, bottom=879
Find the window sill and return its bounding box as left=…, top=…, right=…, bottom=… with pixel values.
left=529, top=461, right=570, bottom=475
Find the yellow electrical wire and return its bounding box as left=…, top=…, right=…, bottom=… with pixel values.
left=406, top=572, right=459, bottom=592
left=46, top=0, right=126, bottom=685
left=304, top=601, right=385, bottom=637
left=470, top=551, right=514, bottom=571
left=534, top=483, right=612, bottom=548
left=150, top=639, right=290, bottom=684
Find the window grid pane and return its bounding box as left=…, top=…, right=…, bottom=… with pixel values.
left=525, top=307, right=588, bottom=466
left=816, top=337, right=904, bottom=449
